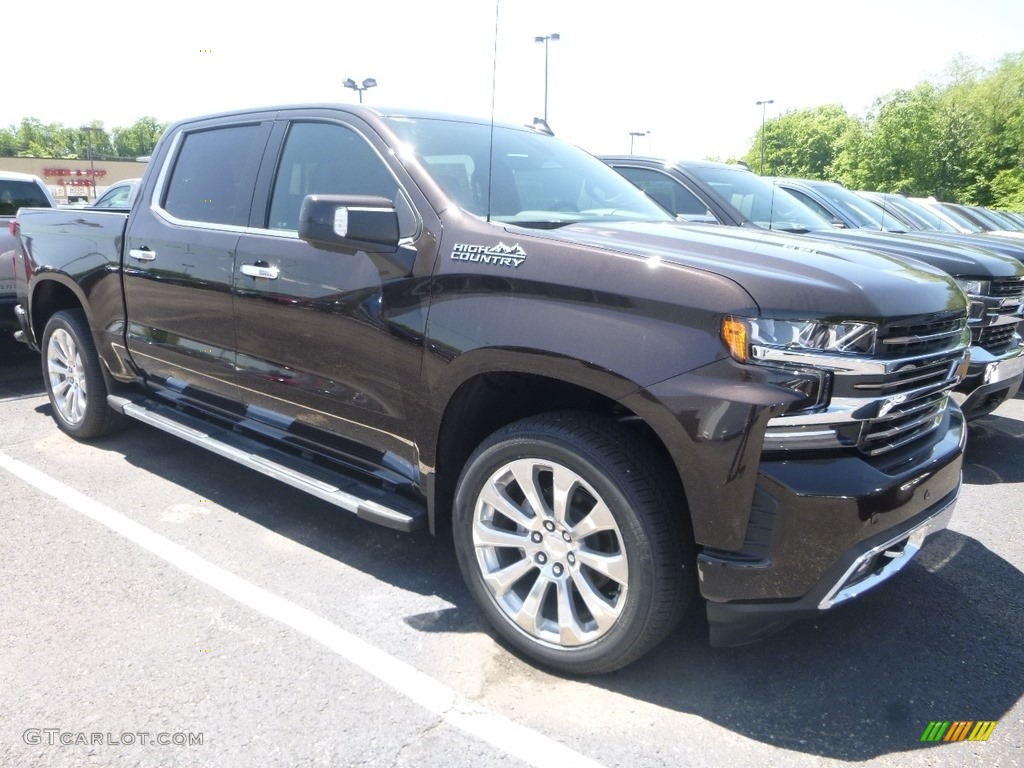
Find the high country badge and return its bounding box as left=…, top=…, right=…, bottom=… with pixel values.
left=451, top=242, right=526, bottom=268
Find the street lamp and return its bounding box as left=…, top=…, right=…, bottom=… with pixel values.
left=534, top=33, right=560, bottom=122
left=80, top=125, right=102, bottom=202
left=629, top=131, right=650, bottom=155
left=755, top=99, right=774, bottom=175
left=344, top=77, right=378, bottom=103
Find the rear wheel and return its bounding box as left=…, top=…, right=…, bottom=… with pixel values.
left=453, top=412, right=692, bottom=675
left=42, top=309, right=126, bottom=439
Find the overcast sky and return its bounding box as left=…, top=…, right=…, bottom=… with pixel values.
left=7, top=0, right=1023, bottom=159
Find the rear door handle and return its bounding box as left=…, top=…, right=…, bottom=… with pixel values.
left=128, top=248, right=156, bottom=262
left=240, top=263, right=280, bottom=279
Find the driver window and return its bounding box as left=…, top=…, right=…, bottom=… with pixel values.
left=268, top=122, right=411, bottom=235
left=616, top=167, right=713, bottom=218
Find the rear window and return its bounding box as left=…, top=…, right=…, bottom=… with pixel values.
left=0, top=180, right=52, bottom=216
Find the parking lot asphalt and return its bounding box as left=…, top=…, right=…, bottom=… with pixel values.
left=1, top=334, right=1021, bottom=767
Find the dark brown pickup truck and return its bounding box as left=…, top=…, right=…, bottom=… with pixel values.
left=13, top=105, right=969, bottom=673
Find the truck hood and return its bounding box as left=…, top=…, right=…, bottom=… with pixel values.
left=890, top=229, right=1024, bottom=263
left=541, top=221, right=966, bottom=319
left=807, top=229, right=1024, bottom=279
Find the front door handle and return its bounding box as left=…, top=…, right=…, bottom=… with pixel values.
left=240, top=263, right=280, bottom=280
left=128, top=248, right=156, bottom=262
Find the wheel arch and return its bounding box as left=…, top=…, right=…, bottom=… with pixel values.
left=427, top=352, right=696, bottom=545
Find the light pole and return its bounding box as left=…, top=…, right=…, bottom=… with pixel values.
left=755, top=99, right=774, bottom=175
left=344, top=77, right=378, bottom=103
left=629, top=131, right=650, bottom=155
left=80, top=125, right=102, bottom=202
left=534, top=33, right=560, bottom=122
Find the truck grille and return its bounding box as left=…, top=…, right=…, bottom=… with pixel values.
left=876, top=315, right=964, bottom=358
left=990, top=277, right=1024, bottom=298
left=989, top=278, right=1024, bottom=317
left=978, top=322, right=1019, bottom=352
left=763, top=311, right=968, bottom=457
left=852, top=348, right=963, bottom=456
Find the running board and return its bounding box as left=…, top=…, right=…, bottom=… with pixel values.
left=108, top=394, right=427, bottom=532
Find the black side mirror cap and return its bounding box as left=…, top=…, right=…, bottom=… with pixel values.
left=298, top=195, right=399, bottom=253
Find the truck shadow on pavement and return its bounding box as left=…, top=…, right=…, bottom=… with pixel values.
left=0, top=337, right=44, bottom=399
left=608, top=529, right=1022, bottom=759
left=962, top=412, right=1024, bottom=484
left=37, top=402, right=1023, bottom=763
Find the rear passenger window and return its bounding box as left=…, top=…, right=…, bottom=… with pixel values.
left=267, top=122, right=413, bottom=236
left=0, top=180, right=51, bottom=216
left=163, top=125, right=266, bottom=226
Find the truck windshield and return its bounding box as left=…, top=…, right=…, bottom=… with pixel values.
left=386, top=117, right=672, bottom=228
left=691, top=166, right=829, bottom=233
left=884, top=196, right=958, bottom=232
left=808, top=182, right=906, bottom=231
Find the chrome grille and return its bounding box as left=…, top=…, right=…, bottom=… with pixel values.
left=852, top=349, right=963, bottom=395
left=764, top=312, right=968, bottom=457
left=990, top=277, right=1024, bottom=298
left=853, top=348, right=962, bottom=456
left=877, top=315, right=964, bottom=358
left=978, top=322, right=1018, bottom=352
left=858, top=391, right=950, bottom=455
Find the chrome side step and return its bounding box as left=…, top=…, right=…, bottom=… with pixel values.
left=108, top=394, right=426, bottom=532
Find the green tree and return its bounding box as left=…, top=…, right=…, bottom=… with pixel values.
left=745, top=105, right=862, bottom=180
left=111, top=117, right=167, bottom=159
left=856, top=84, right=946, bottom=196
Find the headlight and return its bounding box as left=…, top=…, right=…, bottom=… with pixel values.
left=955, top=278, right=990, bottom=297
left=722, top=316, right=877, bottom=362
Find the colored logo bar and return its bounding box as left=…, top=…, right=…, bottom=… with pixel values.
left=921, top=721, right=997, bottom=742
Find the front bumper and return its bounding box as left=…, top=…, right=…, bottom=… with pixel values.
left=953, top=343, right=1024, bottom=419
left=701, top=406, right=965, bottom=646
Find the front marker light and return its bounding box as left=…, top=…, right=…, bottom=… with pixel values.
left=721, top=317, right=749, bottom=362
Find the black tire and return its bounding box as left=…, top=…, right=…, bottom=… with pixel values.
left=41, top=309, right=126, bottom=439
left=453, top=411, right=693, bottom=675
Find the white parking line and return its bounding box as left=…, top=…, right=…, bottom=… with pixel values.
left=0, top=450, right=607, bottom=768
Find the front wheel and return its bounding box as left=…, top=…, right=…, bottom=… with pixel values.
left=42, top=309, right=126, bottom=439
left=453, top=412, right=692, bottom=675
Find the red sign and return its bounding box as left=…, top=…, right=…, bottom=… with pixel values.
left=43, top=168, right=107, bottom=178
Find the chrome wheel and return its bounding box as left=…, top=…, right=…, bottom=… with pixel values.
left=472, top=457, right=629, bottom=648
left=47, top=328, right=88, bottom=426
left=41, top=309, right=126, bottom=439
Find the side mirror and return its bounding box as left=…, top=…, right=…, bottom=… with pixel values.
left=298, top=195, right=399, bottom=253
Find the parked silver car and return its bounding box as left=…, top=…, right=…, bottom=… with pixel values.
left=1, top=172, right=58, bottom=330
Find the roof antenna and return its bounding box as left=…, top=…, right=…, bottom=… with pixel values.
left=486, top=0, right=500, bottom=223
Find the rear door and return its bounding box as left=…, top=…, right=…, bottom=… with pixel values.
left=124, top=119, right=272, bottom=407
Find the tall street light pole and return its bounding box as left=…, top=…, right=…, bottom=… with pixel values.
left=629, top=131, right=649, bottom=155
left=755, top=99, right=774, bottom=175
left=344, top=77, right=378, bottom=103
left=534, top=33, right=560, bottom=122
left=80, top=125, right=102, bottom=202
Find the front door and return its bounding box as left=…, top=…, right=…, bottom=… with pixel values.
left=232, top=118, right=423, bottom=481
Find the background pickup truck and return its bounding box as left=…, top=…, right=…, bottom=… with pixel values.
left=1, top=171, right=57, bottom=330
left=14, top=105, right=970, bottom=674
